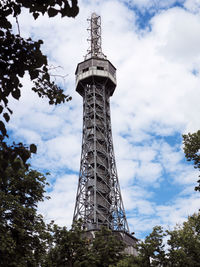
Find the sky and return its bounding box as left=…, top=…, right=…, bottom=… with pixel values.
left=7, top=0, right=200, bottom=239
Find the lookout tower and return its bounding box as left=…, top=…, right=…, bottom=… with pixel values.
left=73, top=13, right=137, bottom=254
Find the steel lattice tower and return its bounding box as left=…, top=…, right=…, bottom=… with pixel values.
left=73, top=13, right=134, bottom=242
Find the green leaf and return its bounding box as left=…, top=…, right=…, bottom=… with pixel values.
left=33, top=12, right=39, bottom=20
left=0, top=18, right=12, bottom=29
left=48, top=8, right=59, bottom=17
left=43, top=72, right=50, bottom=81
left=18, top=69, right=25, bottom=78
left=3, top=113, right=10, bottom=122
left=38, top=39, right=44, bottom=45
left=20, top=150, right=31, bottom=163
left=42, top=66, right=48, bottom=72
left=11, top=89, right=21, bottom=100
left=49, top=100, right=54, bottom=105
left=0, top=120, right=7, bottom=135
left=11, top=160, right=22, bottom=171
left=29, top=70, right=39, bottom=80
left=30, top=144, right=37, bottom=154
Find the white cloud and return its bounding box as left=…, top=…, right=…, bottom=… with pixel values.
left=136, top=161, right=162, bottom=184
left=127, top=190, right=200, bottom=237
left=39, top=174, right=77, bottom=227
left=153, top=8, right=200, bottom=65
left=156, top=192, right=200, bottom=226
left=122, top=0, right=184, bottom=11
left=184, top=0, right=200, bottom=13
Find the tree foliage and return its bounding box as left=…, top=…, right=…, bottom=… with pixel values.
left=0, top=1, right=80, bottom=265
left=167, top=213, right=200, bottom=267
left=0, top=0, right=79, bottom=136
left=118, top=213, right=200, bottom=267
left=117, top=255, right=142, bottom=267
left=137, top=226, right=166, bottom=267
left=0, top=139, right=50, bottom=266
left=91, top=227, right=126, bottom=267
left=183, top=130, right=200, bottom=191
left=44, top=221, right=90, bottom=267
left=44, top=225, right=126, bottom=267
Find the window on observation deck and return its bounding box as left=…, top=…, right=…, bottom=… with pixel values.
left=83, top=67, right=89, bottom=73
left=97, top=66, right=104, bottom=70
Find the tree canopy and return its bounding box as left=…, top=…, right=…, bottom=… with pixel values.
left=44, top=224, right=126, bottom=267
left=118, top=213, right=200, bottom=267
left=0, top=139, right=50, bottom=266
left=183, top=130, right=200, bottom=191
left=0, top=1, right=79, bottom=265
left=167, top=213, right=200, bottom=267
left=0, top=0, right=79, bottom=136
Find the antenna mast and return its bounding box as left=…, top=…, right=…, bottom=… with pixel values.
left=85, top=13, right=106, bottom=59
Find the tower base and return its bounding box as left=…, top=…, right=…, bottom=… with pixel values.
left=85, top=229, right=138, bottom=256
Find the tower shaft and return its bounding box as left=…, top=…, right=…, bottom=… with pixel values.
left=73, top=78, right=129, bottom=231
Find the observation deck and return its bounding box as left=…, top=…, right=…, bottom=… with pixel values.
left=75, top=57, right=116, bottom=97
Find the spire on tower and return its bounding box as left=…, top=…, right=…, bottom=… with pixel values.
left=85, top=12, right=106, bottom=60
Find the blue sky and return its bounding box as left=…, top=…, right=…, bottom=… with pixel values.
left=8, top=0, right=200, bottom=239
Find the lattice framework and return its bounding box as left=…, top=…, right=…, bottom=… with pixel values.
left=73, top=78, right=129, bottom=232
left=73, top=12, right=130, bottom=234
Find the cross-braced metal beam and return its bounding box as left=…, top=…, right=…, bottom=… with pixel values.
left=73, top=70, right=129, bottom=232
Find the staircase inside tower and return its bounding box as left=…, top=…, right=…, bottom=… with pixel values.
left=83, top=83, right=111, bottom=229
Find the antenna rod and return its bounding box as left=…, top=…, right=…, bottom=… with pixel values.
left=85, top=13, right=106, bottom=59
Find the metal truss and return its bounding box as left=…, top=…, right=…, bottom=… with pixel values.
left=85, top=12, right=106, bottom=60
left=73, top=80, right=129, bottom=232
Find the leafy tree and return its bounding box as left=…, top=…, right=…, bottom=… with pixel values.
left=44, top=221, right=90, bottom=267
left=0, top=0, right=79, bottom=136
left=0, top=139, right=51, bottom=266
left=90, top=227, right=126, bottom=267
left=117, top=214, right=200, bottom=267
left=137, top=226, right=167, bottom=267
left=116, top=255, right=141, bottom=267
left=167, top=213, right=200, bottom=267
left=44, top=225, right=126, bottom=267
left=183, top=130, right=200, bottom=191
left=0, top=2, right=79, bottom=263
left=115, top=226, right=167, bottom=267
